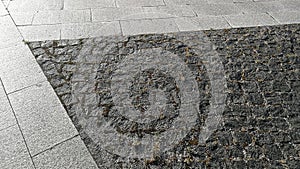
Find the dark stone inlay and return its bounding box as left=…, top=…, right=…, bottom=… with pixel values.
left=97, top=67, right=181, bottom=137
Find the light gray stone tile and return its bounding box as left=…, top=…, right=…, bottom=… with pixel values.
left=8, top=81, right=78, bottom=156
left=0, top=80, right=6, bottom=98
left=207, top=0, right=234, bottom=3
left=32, top=9, right=91, bottom=25
left=0, top=125, right=34, bottom=169
left=142, top=5, right=195, bottom=17
left=254, top=1, right=287, bottom=13
left=0, top=34, right=46, bottom=94
left=253, top=0, right=276, bottom=1
left=18, top=24, right=61, bottom=41
left=0, top=95, right=16, bottom=131
left=0, top=2, right=8, bottom=16
left=233, top=0, right=253, bottom=2
left=280, top=0, right=300, bottom=11
left=207, top=0, right=252, bottom=3
left=164, top=0, right=193, bottom=5
left=269, top=11, right=300, bottom=24
left=61, top=21, right=121, bottom=39
left=0, top=16, right=23, bottom=49
left=234, top=2, right=266, bottom=14
left=0, top=50, right=47, bottom=93
left=175, top=16, right=231, bottom=31
left=166, top=0, right=215, bottom=6
left=225, top=13, right=278, bottom=28
left=0, top=44, right=34, bottom=63
left=10, top=11, right=36, bottom=26
left=92, top=6, right=194, bottom=22
left=116, top=0, right=165, bottom=7
left=2, top=0, right=10, bottom=8
left=192, top=3, right=243, bottom=16
left=187, top=0, right=212, bottom=5
left=92, top=7, right=144, bottom=22
left=8, top=0, right=63, bottom=12
left=120, top=18, right=179, bottom=35
left=0, top=82, right=16, bottom=130
left=33, top=136, right=98, bottom=169
left=64, top=0, right=115, bottom=10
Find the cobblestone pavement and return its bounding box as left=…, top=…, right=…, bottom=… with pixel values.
left=1, top=0, right=300, bottom=168
left=27, top=24, right=300, bottom=168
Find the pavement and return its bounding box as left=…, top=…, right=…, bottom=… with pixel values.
left=0, top=0, right=299, bottom=168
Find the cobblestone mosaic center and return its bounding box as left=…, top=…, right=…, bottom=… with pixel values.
left=28, top=24, right=299, bottom=168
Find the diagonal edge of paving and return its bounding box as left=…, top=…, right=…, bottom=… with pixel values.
left=0, top=0, right=300, bottom=168
left=0, top=2, right=98, bottom=169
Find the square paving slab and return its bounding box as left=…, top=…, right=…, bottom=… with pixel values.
left=27, top=24, right=300, bottom=168
left=0, top=125, right=34, bottom=169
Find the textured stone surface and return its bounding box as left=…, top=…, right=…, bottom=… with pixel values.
left=0, top=2, right=8, bottom=16
left=64, top=0, right=116, bottom=9
left=0, top=44, right=35, bottom=63
left=0, top=16, right=23, bottom=49
left=0, top=91, right=16, bottom=131
left=191, top=3, right=243, bottom=16
left=33, top=136, right=98, bottom=169
left=9, top=11, right=36, bottom=26
left=225, top=13, right=278, bottom=28
left=269, top=11, right=300, bottom=24
left=61, top=22, right=121, bottom=40
left=92, top=6, right=195, bottom=22
left=28, top=24, right=300, bottom=168
left=175, top=16, right=231, bottom=31
left=0, top=50, right=47, bottom=93
left=6, top=0, right=300, bottom=41
left=7, top=0, right=63, bottom=12
left=18, top=24, right=61, bottom=41
left=120, top=18, right=179, bottom=35
left=116, top=0, right=165, bottom=7
left=32, top=9, right=91, bottom=25
left=8, top=82, right=78, bottom=156
left=0, top=125, right=34, bottom=169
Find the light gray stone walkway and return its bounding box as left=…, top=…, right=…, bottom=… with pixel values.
left=0, top=1, right=97, bottom=168
left=1, top=0, right=300, bottom=41
left=0, top=0, right=299, bottom=168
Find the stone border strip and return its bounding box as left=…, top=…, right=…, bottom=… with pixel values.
left=0, top=2, right=99, bottom=168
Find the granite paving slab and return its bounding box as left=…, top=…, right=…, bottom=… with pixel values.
left=64, top=0, right=116, bottom=10
left=0, top=15, right=23, bottom=49
left=224, top=13, right=278, bottom=28
left=33, top=136, right=98, bottom=169
left=0, top=80, right=16, bottom=131
left=27, top=24, right=300, bottom=168
left=0, top=1, right=7, bottom=16
left=8, top=81, right=78, bottom=156
left=7, top=0, right=63, bottom=12
left=0, top=45, right=47, bottom=93
left=0, top=125, right=34, bottom=169
left=269, top=11, right=300, bottom=25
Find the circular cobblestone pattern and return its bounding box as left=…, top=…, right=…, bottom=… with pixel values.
left=29, top=24, right=299, bottom=168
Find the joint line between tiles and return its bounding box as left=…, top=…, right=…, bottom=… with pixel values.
left=0, top=78, right=37, bottom=169
left=32, top=134, right=80, bottom=158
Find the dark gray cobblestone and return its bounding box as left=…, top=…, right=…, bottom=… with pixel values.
left=28, top=24, right=300, bottom=168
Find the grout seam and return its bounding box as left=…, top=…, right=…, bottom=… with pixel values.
left=222, top=15, right=234, bottom=28
left=0, top=124, right=17, bottom=132
left=266, top=11, right=280, bottom=24
left=32, top=134, right=79, bottom=158
left=118, top=20, right=123, bottom=36
left=6, top=80, right=47, bottom=95
left=0, top=78, right=37, bottom=169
